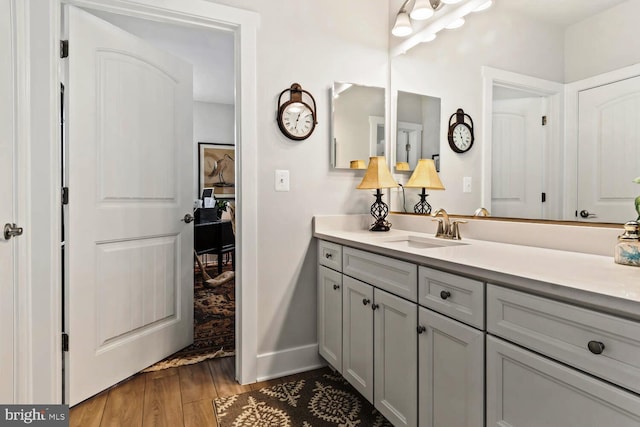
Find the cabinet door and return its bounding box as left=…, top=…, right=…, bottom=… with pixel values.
left=374, top=288, right=418, bottom=427
left=342, top=276, right=374, bottom=402
left=318, top=266, right=343, bottom=372
left=487, top=336, right=640, bottom=427
left=418, top=307, right=484, bottom=427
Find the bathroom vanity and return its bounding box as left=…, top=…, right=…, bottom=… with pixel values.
left=314, top=215, right=640, bottom=427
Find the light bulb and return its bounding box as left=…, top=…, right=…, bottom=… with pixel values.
left=410, top=0, right=434, bottom=20
left=421, top=33, right=437, bottom=42
left=392, top=11, right=413, bottom=37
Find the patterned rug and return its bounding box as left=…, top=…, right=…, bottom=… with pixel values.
left=214, top=369, right=393, bottom=426
left=143, top=260, right=235, bottom=372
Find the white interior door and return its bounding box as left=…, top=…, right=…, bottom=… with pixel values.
left=66, top=6, right=193, bottom=405
left=578, top=75, right=640, bottom=223
left=492, top=98, right=544, bottom=219
left=0, top=0, right=16, bottom=404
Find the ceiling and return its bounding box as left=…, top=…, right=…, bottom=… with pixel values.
left=486, top=0, right=630, bottom=27
left=89, top=10, right=235, bottom=105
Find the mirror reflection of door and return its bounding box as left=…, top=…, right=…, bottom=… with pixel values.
left=396, top=124, right=422, bottom=170
left=577, top=75, right=640, bottom=223
left=491, top=87, right=546, bottom=219
left=395, top=91, right=441, bottom=172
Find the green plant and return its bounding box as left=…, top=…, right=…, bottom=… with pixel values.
left=215, top=199, right=228, bottom=212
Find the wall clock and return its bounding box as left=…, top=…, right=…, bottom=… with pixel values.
left=447, top=108, right=474, bottom=153
left=276, top=83, right=318, bottom=141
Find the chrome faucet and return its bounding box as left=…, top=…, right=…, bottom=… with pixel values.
left=474, top=207, right=490, bottom=217
left=432, top=208, right=467, bottom=240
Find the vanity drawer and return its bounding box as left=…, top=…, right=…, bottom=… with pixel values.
left=343, top=247, right=417, bottom=302
left=418, top=266, right=485, bottom=329
left=487, top=284, right=640, bottom=394
left=318, top=240, right=342, bottom=272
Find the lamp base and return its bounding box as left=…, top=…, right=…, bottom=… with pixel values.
left=369, top=189, right=392, bottom=232
left=413, top=188, right=432, bottom=215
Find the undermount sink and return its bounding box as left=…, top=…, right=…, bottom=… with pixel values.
left=378, top=235, right=468, bottom=250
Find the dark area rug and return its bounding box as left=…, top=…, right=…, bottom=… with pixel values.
left=214, top=369, right=393, bottom=426
left=144, top=260, right=235, bottom=371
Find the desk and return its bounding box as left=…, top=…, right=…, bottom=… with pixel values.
left=194, top=218, right=235, bottom=274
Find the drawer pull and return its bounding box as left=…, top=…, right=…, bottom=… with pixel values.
left=440, top=290, right=451, bottom=300
left=325, top=253, right=333, bottom=259
left=417, top=325, right=426, bottom=334
left=362, top=298, right=370, bottom=306
left=333, top=284, right=340, bottom=290
left=587, top=341, right=605, bottom=355
left=371, top=303, right=379, bottom=311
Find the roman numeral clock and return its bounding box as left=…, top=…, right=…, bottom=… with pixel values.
left=447, top=108, right=475, bottom=153
left=276, top=83, right=318, bottom=141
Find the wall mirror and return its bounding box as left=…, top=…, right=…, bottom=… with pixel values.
left=394, top=91, right=441, bottom=172
left=388, top=0, right=640, bottom=224
left=331, top=82, right=385, bottom=169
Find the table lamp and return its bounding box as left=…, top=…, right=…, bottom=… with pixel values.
left=357, top=156, right=399, bottom=231
left=404, top=158, right=445, bottom=214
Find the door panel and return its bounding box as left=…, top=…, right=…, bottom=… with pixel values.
left=317, top=266, right=342, bottom=371
left=374, top=288, right=417, bottom=427
left=66, top=6, right=193, bottom=405
left=492, top=98, right=544, bottom=219
left=0, top=0, right=16, bottom=404
left=342, top=276, right=374, bottom=402
left=578, top=75, right=640, bottom=222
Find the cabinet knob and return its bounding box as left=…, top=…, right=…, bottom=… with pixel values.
left=587, top=340, right=605, bottom=355
left=440, top=290, right=451, bottom=300
left=362, top=298, right=371, bottom=306
left=371, top=303, right=379, bottom=311
left=333, top=284, right=340, bottom=290
left=325, top=252, right=333, bottom=259
left=417, top=325, right=426, bottom=334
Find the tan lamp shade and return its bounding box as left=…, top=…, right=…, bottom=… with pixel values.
left=404, top=159, right=445, bottom=190
left=395, top=161, right=410, bottom=171
left=350, top=159, right=367, bottom=169
left=357, top=156, right=399, bottom=190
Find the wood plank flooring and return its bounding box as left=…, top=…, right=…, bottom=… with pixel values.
left=70, top=357, right=324, bottom=427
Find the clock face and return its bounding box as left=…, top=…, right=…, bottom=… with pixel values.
left=451, top=123, right=473, bottom=152
left=280, top=102, right=315, bottom=139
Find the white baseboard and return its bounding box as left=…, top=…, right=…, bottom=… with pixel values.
left=256, top=343, right=326, bottom=382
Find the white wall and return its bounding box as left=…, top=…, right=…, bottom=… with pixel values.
left=565, top=0, right=640, bottom=82
left=206, top=0, right=388, bottom=363
left=390, top=2, right=565, bottom=215
left=193, top=100, right=234, bottom=197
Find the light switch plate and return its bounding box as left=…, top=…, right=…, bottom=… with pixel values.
left=463, top=176, right=472, bottom=193
left=275, top=170, right=290, bottom=192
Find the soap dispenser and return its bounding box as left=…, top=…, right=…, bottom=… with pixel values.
left=614, top=221, right=640, bottom=266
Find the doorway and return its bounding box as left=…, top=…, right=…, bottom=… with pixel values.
left=57, top=1, right=258, bottom=406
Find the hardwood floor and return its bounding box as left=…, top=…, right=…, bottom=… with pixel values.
left=70, top=357, right=323, bottom=427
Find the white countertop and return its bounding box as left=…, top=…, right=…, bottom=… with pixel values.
left=313, top=224, right=640, bottom=321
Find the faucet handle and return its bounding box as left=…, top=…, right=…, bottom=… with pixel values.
left=451, top=220, right=467, bottom=240
left=432, top=218, right=445, bottom=236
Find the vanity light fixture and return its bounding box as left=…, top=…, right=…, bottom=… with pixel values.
left=441, top=0, right=462, bottom=3
left=473, top=0, right=492, bottom=12
left=445, top=17, right=465, bottom=29
left=392, top=0, right=443, bottom=37
left=357, top=156, right=400, bottom=231
left=404, top=158, right=445, bottom=214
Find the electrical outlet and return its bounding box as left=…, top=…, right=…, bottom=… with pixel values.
left=463, top=176, right=472, bottom=193
left=275, top=170, right=290, bottom=191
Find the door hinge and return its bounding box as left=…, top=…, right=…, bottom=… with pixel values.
left=541, top=192, right=546, bottom=203
left=60, top=40, right=69, bottom=58
left=575, top=210, right=578, bottom=217
left=62, top=333, right=69, bottom=352
left=541, top=116, right=547, bottom=126
left=62, top=187, right=69, bottom=205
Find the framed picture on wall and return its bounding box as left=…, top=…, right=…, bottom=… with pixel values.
left=198, top=142, right=236, bottom=199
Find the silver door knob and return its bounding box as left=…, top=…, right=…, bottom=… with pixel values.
left=182, top=213, right=195, bottom=223
left=4, top=223, right=23, bottom=240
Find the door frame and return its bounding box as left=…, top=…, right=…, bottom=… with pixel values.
left=28, top=0, right=259, bottom=403
left=565, top=63, right=640, bottom=222
left=481, top=66, right=564, bottom=220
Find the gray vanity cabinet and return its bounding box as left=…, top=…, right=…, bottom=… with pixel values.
left=317, top=265, right=343, bottom=373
